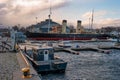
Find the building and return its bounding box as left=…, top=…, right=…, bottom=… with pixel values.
left=0, top=28, right=9, bottom=37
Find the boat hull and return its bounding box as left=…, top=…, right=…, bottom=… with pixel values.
left=32, top=60, right=67, bottom=73
left=25, top=32, right=110, bottom=41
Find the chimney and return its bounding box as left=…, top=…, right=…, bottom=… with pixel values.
left=77, top=20, right=82, bottom=33
left=62, top=20, right=67, bottom=33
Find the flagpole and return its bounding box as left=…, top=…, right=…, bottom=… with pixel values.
left=48, top=0, right=52, bottom=33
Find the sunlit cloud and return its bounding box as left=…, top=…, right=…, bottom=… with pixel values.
left=0, top=0, right=120, bottom=28
left=0, top=0, right=9, bottom=3
left=72, top=0, right=105, bottom=4
left=98, top=18, right=120, bottom=26
left=0, top=0, right=72, bottom=26
left=82, top=18, right=120, bottom=29
left=82, top=10, right=107, bottom=19
left=81, top=10, right=111, bottom=28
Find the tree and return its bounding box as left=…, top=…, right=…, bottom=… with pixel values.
left=12, top=25, right=19, bottom=31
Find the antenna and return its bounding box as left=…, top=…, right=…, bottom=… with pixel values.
left=49, top=0, right=52, bottom=15
left=48, top=0, right=52, bottom=33
left=91, top=9, right=94, bottom=31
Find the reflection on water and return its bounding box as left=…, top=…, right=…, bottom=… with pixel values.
left=42, top=49, right=120, bottom=80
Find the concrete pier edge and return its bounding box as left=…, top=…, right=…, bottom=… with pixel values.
left=13, top=52, right=41, bottom=80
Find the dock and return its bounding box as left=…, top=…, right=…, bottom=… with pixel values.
left=54, top=46, right=110, bottom=54
left=54, top=47, right=79, bottom=55
left=62, top=48, right=79, bottom=55
left=0, top=41, right=40, bottom=80
left=13, top=50, right=41, bottom=80
left=98, top=46, right=120, bottom=50
left=73, top=47, right=110, bottom=54
left=0, top=52, right=19, bottom=80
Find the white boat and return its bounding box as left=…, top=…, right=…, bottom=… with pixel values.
left=58, top=40, right=71, bottom=48
left=107, top=38, right=119, bottom=42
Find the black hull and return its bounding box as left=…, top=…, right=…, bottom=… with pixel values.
left=25, top=31, right=110, bottom=41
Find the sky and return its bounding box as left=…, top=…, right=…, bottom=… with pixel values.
left=0, top=0, right=120, bottom=28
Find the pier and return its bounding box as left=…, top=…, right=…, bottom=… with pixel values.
left=62, top=48, right=79, bottom=55
left=72, top=47, right=110, bottom=54
left=98, top=45, right=120, bottom=50
left=0, top=41, right=41, bottom=80
left=54, top=47, right=79, bottom=55
left=54, top=46, right=111, bottom=54
left=0, top=52, right=19, bottom=80
left=13, top=49, right=41, bottom=80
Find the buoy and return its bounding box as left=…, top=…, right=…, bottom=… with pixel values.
left=21, top=67, right=32, bottom=78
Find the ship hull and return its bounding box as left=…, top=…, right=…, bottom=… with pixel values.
left=25, top=32, right=110, bottom=41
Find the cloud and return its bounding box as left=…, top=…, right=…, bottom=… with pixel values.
left=73, top=0, right=105, bottom=4
left=0, top=0, right=9, bottom=3
left=0, top=0, right=72, bottom=26
left=82, top=10, right=107, bottom=19
left=81, top=10, right=108, bottom=28
left=0, top=0, right=119, bottom=28
left=82, top=18, right=120, bottom=29
left=0, top=3, right=6, bottom=9
left=98, top=18, right=120, bottom=26
left=0, top=0, right=71, bottom=15
left=80, top=10, right=120, bottom=28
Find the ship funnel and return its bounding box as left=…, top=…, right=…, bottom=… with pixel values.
left=62, top=20, right=67, bottom=33
left=77, top=20, right=82, bottom=33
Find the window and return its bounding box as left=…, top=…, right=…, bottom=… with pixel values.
left=44, top=50, right=49, bottom=54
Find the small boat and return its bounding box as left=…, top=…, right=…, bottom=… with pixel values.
left=107, top=38, right=118, bottom=42
left=58, top=40, right=71, bottom=48
left=20, top=44, right=67, bottom=73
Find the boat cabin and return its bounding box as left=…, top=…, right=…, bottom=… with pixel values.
left=22, top=45, right=54, bottom=61
left=32, top=46, right=54, bottom=61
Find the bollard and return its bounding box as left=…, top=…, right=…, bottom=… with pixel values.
left=21, top=67, right=32, bottom=78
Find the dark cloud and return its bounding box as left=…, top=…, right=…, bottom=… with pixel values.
left=0, top=0, right=72, bottom=26
left=52, top=1, right=71, bottom=9
left=0, top=4, right=7, bottom=15
left=0, top=3, right=6, bottom=9
left=0, top=10, right=7, bottom=15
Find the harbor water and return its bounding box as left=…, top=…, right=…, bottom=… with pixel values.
left=42, top=42, right=120, bottom=80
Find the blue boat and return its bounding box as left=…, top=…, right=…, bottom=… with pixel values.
left=21, top=44, right=67, bottom=73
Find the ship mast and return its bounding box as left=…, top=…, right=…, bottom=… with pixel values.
left=90, top=9, right=94, bottom=32
left=48, top=0, right=52, bottom=33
